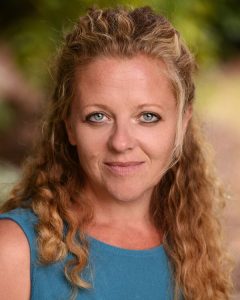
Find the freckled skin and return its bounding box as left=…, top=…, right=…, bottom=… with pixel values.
left=65, top=55, right=190, bottom=207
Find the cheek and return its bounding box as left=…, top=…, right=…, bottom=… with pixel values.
left=139, top=125, right=176, bottom=160
left=74, top=127, right=107, bottom=164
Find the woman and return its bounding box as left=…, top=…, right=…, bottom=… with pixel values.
left=0, top=6, right=232, bottom=300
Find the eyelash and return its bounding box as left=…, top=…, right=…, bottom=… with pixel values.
left=139, top=112, right=161, bottom=123
left=85, top=112, right=161, bottom=124
left=85, top=112, right=109, bottom=123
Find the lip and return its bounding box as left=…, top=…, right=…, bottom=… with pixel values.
left=104, top=161, right=145, bottom=175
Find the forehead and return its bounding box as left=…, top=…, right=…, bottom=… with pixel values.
left=73, top=55, right=176, bottom=109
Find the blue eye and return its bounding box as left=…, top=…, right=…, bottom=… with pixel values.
left=86, top=112, right=107, bottom=123
left=140, top=112, right=160, bottom=123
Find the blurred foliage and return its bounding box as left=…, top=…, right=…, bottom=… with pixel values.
left=0, top=162, right=20, bottom=203
left=0, top=0, right=240, bottom=89
left=196, top=66, right=240, bottom=131
left=0, top=101, right=16, bottom=132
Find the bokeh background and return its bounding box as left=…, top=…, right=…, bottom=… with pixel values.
left=0, top=0, right=239, bottom=297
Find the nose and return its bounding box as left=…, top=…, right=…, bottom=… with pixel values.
left=108, top=121, right=136, bottom=153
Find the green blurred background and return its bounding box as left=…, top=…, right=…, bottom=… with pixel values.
left=0, top=0, right=239, bottom=297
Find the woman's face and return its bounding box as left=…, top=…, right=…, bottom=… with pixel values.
left=65, top=55, right=191, bottom=204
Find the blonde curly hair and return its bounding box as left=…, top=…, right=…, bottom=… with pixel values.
left=1, top=6, right=233, bottom=299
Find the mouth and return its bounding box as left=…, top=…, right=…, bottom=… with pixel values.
left=104, top=161, right=145, bottom=176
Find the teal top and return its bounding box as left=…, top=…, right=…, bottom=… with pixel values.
left=0, top=208, right=175, bottom=300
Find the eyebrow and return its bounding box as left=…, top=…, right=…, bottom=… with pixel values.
left=137, top=104, right=164, bottom=110
left=82, top=103, right=164, bottom=110
left=82, top=104, right=111, bottom=110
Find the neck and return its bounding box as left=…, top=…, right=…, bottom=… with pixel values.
left=93, top=200, right=153, bottom=229
left=76, top=185, right=163, bottom=249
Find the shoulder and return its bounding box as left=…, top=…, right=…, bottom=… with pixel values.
left=0, top=207, right=38, bottom=244
left=0, top=218, right=30, bottom=260
left=0, top=207, right=38, bottom=261
left=0, top=218, right=30, bottom=299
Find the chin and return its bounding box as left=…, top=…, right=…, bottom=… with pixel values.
left=106, top=184, right=153, bottom=204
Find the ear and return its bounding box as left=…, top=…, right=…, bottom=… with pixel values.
left=182, top=104, right=192, bottom=135
left=64, top=118, right=77, bottom=146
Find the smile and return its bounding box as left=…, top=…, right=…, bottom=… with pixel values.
left=104, top=161, right=145, bottom=176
